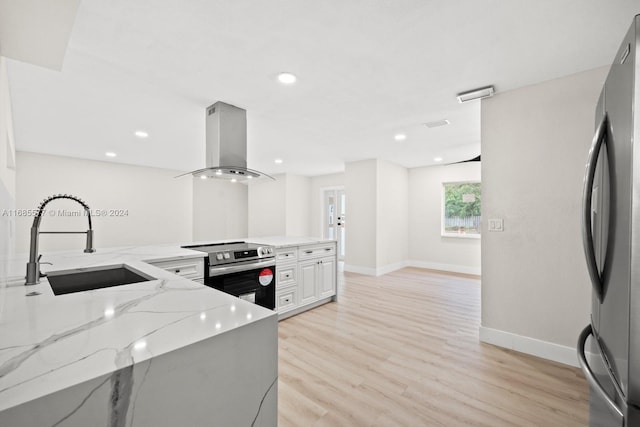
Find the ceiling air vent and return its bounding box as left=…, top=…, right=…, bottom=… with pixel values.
left=424, top=119, right=450, bottom=128
left=456, top=86, right=495, bottom=103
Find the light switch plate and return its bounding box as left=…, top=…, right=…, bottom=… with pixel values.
left=488, top=218, right=504, bottom=232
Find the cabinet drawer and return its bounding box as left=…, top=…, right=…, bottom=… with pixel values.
left=277, top=286, right=298, bottom=313
left=277, top=265, right=296, bottom=288
left=147, top=257, right=205, bottom=280
left=298, top=244, right=336, bottom=260
left=276, top=248, right=298, bottom=263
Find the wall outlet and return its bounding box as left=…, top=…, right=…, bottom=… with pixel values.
left=488, top=218, right=504, bottom=232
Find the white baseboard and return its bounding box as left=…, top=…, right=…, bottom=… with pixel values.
left=479, top=326, right=579, bottom=367
left=343, top=261, right=406, bottom=276
left=343, top=264, right=377, bottom=276
left=375, top=261, right=407, bottom=276
left=344, top=260, right=480, bottom=277
left=407, top=260, right=481, bottom=276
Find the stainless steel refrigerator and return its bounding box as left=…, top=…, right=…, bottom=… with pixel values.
left=578, top=14, right=640, bottom=427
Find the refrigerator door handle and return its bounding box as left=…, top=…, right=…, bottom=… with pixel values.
left=577, top=324, right=624, bottom=422
left=582, top=114, right=608, bottom=302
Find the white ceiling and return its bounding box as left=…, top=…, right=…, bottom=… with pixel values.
left=5, top=1, right=640, bottom=177
left=0, top=0, right=80, bottom=70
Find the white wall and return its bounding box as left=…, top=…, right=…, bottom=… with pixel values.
left=408, top=162, right=481, bottom=275
left=193, top=178, right=247, bottom=241
left=481, top=67, right=608, bottom=366
left=345, top=159, right=410, bottom=275
left=344, top=160, right=377, bottom=272
left=285, top=174, right=310, bottom=236
left=247, top=175, right=286, bottom=237
left=376, top=160, right=408, bottom=272
left=247, top=174, right=311, bottom=237
left=0, top=57, right=17, bottom=285
left=309, top=172, right=344, bottom=238
left=15, top=152, right=192, bottom=253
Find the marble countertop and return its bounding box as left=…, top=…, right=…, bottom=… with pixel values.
left=247, top=236, right=336, bottom=248
left=0, top=244, right=276, bottom=413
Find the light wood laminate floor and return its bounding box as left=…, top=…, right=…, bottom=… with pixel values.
left=278, top=267, right=589, bottom=426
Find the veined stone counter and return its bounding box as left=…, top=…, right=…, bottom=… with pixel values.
left=247, top=236, right=335, bottom=248
left=0, top=244, right=277, bottom=426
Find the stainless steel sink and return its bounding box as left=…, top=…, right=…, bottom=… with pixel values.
left=47, top=264, right=154, bottom=295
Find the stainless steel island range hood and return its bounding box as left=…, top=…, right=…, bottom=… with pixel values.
left=179, top=101, right=274, bottom=181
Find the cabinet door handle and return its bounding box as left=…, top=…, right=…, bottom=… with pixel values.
left=305, top=250, right=313, bottom=254
left=325, top=248, right=331, bottom=251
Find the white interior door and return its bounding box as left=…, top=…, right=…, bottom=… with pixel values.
left=323, top=188, right=345, bottom=261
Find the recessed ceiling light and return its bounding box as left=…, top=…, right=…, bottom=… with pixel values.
left=277, top=72, right=297, bottom=84
left=434, top=157, right=443, bottom=162
left=105, top=152, right=117, bottom=158
left=134, top=130, right=149, bottom=138
left=424, top=119, right=450, bottom=128
left=274, top=158, right=283, bottom=164
left=394, top=134, right=407, bottom=141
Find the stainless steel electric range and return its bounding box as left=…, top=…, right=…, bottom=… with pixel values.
left=182, top=241, right=276, bottom=310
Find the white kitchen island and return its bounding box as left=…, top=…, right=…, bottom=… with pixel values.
left=0, top=245, right=278, bottom=427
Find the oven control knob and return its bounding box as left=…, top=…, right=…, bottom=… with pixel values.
left=216, top=253, right=224, bottom=261
left=223, top=252, right=230, bottom=259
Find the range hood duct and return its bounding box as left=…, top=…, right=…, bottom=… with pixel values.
left=179, top=101, right=274, bottom=181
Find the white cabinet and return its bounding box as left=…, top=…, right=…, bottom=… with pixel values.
left=298, top=255, right=336, bottom=305
left=298, top=259, right=319, bottom=305
left=146, top=257, right=205, bottom=283
left=277, top=286, right=297, bottom=313
left=298, top=244, right=336, bottom=260
left=318, top=256, right=336, bottom=299
left=275, top=248, right=298, bottom=314
left=276, top=248, right=298, bottom=263
left=274, top=241, right=337, bottom=319
left=277, top=263, right=297, bottom=288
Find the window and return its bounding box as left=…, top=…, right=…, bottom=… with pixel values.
left=442, top=181, right=481, bottom=237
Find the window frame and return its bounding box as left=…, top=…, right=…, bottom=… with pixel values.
left=441, top=180, right=482, bottom=239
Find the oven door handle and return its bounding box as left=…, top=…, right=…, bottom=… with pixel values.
left=208, top=259, right=275, bottom=277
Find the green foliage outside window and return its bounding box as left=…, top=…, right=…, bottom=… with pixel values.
left=443, top=182, right=481, bottom=235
